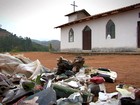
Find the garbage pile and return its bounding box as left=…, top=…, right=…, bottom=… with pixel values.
left=0, top=53, right=139, bottom=105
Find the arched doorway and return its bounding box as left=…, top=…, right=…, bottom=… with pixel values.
left=138, top=21, right=140, bottom=48
left=82, top=26, right=92, bottom=50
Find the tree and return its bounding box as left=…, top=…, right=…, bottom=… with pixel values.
left=49, top=43, right=53, bottom=52
left=0, top=29, right=49, bottom=52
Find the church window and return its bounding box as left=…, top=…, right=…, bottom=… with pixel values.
left=69, top=28, right=74, bottom=42
left=106, top=19, right=115, bottom=39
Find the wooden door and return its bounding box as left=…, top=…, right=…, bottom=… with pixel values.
left=138, top=21, right=140, bottom=48
left=82, top=26, right=91, bottom=50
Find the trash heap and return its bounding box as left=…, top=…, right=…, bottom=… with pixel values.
left=0, top=53, right=139, bottom=105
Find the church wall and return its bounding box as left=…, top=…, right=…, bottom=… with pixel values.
left=61, top=24, right=83, bottom=51
left=68, top=14, right=78, bottom=22
left=77, top=12, right=88, bottom=20
left=60, top=8, right=140, bottom=52
left=91, top=8, right=140, bottom=49
left=68, top=12, right=89, bottom=22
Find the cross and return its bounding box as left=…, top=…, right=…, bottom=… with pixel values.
left=71, top=1, right=78, bottom=12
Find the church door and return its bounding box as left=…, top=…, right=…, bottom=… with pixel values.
left=82, top=26, right=92, bottom=50
left=138, top=21, right=140, bottom=48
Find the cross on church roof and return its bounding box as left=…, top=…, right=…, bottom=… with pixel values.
left=71, top=1, right=78, bottom=12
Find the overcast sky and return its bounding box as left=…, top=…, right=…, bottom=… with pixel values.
left=0, top=0, right=140, bottom=41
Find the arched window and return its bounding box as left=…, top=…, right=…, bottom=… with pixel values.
left=69, top=28, right=74, bottom=42
left=106, top=20, right=115, bottom=39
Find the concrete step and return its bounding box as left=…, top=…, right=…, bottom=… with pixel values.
left=136, top=48, right=140, bottom=52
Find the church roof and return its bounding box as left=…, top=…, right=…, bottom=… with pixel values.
left=55, top=3, right=140, bottom=28
left=65, top=9, right=91, bottom=16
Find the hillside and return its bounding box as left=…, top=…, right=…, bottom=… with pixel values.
left=32, top=39, right=60, bottom=51
left=0, top=28, right=11, bottom=37
left=0, top=28, right=49, bottom=52
left=0, top=27, right=60, bottom=52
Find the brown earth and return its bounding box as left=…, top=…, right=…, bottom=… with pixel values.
left=15, top=52, right=140, bottom=93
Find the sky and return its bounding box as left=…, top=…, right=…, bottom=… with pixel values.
left=0, top=0, right=140, bottom=41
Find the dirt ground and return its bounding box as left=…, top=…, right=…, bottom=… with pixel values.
left=16, top=52, right=140, bottom=93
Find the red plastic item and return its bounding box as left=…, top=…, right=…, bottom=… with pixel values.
left=90, top=76, right=105, bottom=84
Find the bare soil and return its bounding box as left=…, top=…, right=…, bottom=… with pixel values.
left=16, top=52, right=140, bottom=93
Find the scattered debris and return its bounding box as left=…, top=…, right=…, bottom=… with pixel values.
left=0, top=53, right=139, bottom=105
left=116, top=84, right=140, bottom=105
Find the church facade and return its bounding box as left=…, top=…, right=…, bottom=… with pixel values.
left=55, top=3, right=140, bottom=52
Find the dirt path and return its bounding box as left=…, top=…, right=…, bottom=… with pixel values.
left=16, top=52, right=140, bottom=92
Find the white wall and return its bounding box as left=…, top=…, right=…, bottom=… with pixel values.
left=68, top=12, right=89, bottom=22
left=92, top=8, right=140, bottom=48
left=68, top=14, right=77, bottom=22
left=61, top=8, right=140, bottom=51
left=61, top=24, right=83, bottom=50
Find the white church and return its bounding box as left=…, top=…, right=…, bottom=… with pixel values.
left=55, top=3, right=140, bottom=52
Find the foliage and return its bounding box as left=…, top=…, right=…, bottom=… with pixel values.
left=0, top=33, right=49, bottom=52
left=32, top=42, right=49, bottom=52
left=32, top=39, right=60, bottom=52
left=49, top=43, right=53, bottom=52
